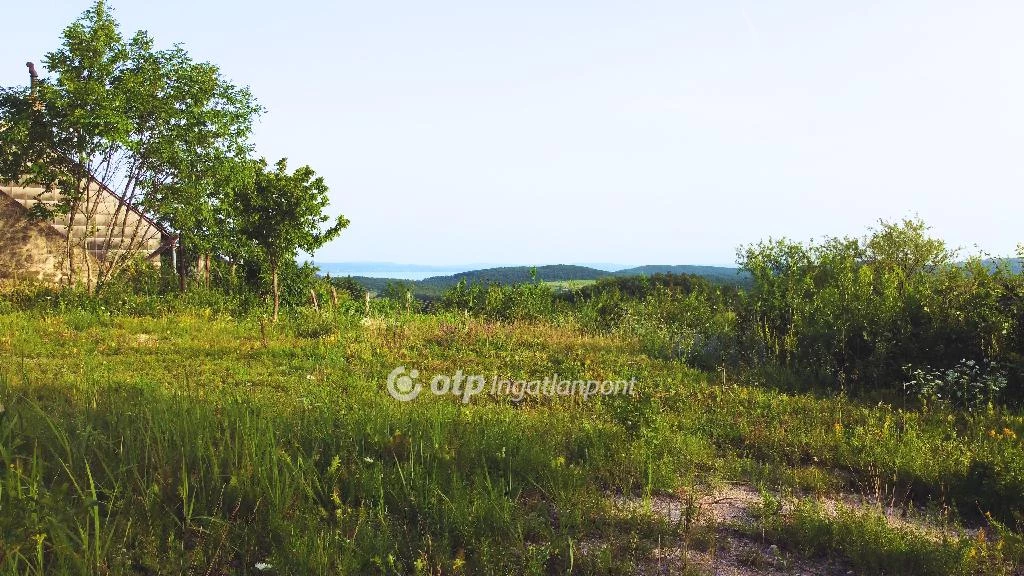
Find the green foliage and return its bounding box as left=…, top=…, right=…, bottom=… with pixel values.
left=0, top=2, right=343, bottom=320
left=759, top=501, right=1011, bottom=576
left=563, top=273, right=726, bottom=302
left=0, top=293, right=1022, bottom=573
left=439, top=279, right=557, bottom=321
left=0, top=1, right=261, bottom=289
left=0, top=278, right=258, bottom=317
left=432, top=264, right=608, bottom=287
left=0, top=311, right=697, bottom=573
left=231, top=158, right=349, bottom=319
left=288, top=308, right=346, bottom=338
left=347, top=266, right=749, bottom=302
left=327, top=275, right=368, bottom=302
left=904, top=360, right=1008, bottom=412
left=380, top=280, right=413, bottom=301
left=381, top=218, right=1022, bottom=407
left=233, top=159, right=347, bottom=272
left=613, top=264, right=751, bottom=286
left=737, top=218, right=1024, bottom=399
left=272, top=260, right=325, bottom=308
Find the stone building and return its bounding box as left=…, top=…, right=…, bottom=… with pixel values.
left=0, top=179, right=174, bottom=284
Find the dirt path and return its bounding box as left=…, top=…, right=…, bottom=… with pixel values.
left=601, top=483, right=980, bottom=575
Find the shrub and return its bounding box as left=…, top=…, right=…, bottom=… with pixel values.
left=289, top=308, right=341, bottom=338
left=439, top=279, right=557, bottom=321
left=904, top=360, right=1008, bottom=412
left=736, top=218, right=1024, bottom=402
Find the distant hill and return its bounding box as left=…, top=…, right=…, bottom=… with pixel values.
left=325, top=263, right=749, bottom=299
left=420, top=265, right=607, bottom=287
left=981, top=257, right=1022, bottom=274
left=613, top=265, right=750, bottom=284
left=328, top=256, right=1021, bottom=300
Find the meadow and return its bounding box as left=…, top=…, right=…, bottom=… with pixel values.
left=0, top=280, right=1022, bottom=575
left=4, top=4, right=1020, bottom=574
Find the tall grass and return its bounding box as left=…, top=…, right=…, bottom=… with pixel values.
left=0, top=286, right=1021, bottom=573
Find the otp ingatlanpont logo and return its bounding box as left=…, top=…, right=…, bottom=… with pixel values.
left=386, top=366, right=422, bottom=401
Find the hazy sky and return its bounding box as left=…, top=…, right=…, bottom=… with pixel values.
left=3, top=1, right=1022, bottom=266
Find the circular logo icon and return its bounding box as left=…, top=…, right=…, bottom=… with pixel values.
left=386, top=366, right=422, bottom=401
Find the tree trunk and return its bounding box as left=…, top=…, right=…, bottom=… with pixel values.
left=65, top=203, right=76, bottom=288
left=272, top=264, right=280, bottom=322
left=178, top=243, right=186, bottom=292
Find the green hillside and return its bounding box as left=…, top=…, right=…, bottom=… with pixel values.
left=613, top=265, right=750, bottom=285
left=337, top=258, right=1021, bottom=299
left=421, top=264, right=606, bottom=286
left=333, top=263, right=750, bottom=299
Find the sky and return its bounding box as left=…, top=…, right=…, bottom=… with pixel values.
left=2, top=1, right=1023, bottom=267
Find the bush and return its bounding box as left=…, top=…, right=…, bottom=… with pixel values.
left=439, top=279, right=557, bottom=321
left=736, top=218, right=1024, bottom=401
left=289, top=308, right=341, bottom=338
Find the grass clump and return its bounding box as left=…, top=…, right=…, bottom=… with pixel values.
left=756, top=500, right=1017, bottom=576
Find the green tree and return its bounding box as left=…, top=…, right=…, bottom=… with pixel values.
left=0, top=1, right=260, bottom=290
left=232, top=158, right=349, bottom=321
left=737, top=238, right=815, bottom=365
left=865, top=217, right=952, bottom=280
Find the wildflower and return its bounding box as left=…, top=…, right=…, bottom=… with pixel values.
left=453, top=549, right=466, bottom=571
left=255, top=561, right=272, bottom=571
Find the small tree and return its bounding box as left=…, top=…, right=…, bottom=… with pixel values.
left=232, top=158, right=348, bottom=321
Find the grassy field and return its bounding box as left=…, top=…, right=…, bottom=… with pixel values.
left=1, top=302, right=1022, bottom=574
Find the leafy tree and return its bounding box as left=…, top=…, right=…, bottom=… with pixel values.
left=737, top=238, right=815, bottom=365
left=232, top=158, right=348, bottom=321
left=0, top=1, right=260, bottom=291
left=865, top=217, right=952, bottom=279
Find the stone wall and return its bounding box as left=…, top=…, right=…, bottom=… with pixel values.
left=1, top=180, right=169, bottom=285
left=0, top=191, right=69, bottom=283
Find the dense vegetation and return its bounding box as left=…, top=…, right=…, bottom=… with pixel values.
left=736, top=219, right=1024, bottom=402
left=343, top=264, right=751, bottom=302
left=1, top=218, right=1022, bottom=575
left=429, top=219, right=1024, bottom=407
